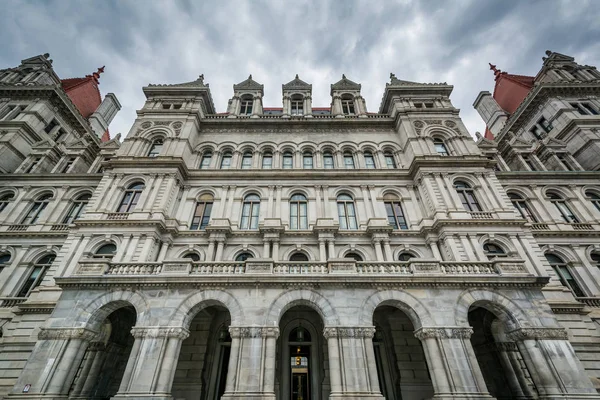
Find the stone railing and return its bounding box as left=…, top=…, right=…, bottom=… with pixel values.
left=0, top=297, right=27, bottom=308
left=50, top=224, right=70, bottom=231
left=469, top=211, right=494, bottom=219
left=530, top=223, right=550, bottom=231
left=74, top=259, right=530, bottom=278
left=106, top=213, right=130, bottom=220
left=571, top=223, right=594, bottom=231
left=7, top=224, right=28, bottom=232
left=576, top=297, right=600, bottom=307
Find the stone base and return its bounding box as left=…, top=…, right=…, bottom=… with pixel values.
left=111, top=394, right=173, bottom=400
left=329, top=392, right=384, bottom=400
left=220, top=392, right=276, bottom=400
left=6, top=396, right=69, bottom=400
left=430, top=393, right=495, bottom=400
left=536, top=395, right=600, bottom=400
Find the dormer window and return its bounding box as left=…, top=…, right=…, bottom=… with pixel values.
left=240, top=96, right=253, bottom=115
left=291, top=96, right=304, bottom=116
left=341, top=96, right=355, bottom=115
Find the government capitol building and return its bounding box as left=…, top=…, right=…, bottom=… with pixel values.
left=0, top=51, right=599, bottom=400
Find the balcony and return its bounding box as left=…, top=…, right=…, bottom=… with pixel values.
left=0, top=297, right=27, bottom=308
left=73, top=258, right=531, bottom=278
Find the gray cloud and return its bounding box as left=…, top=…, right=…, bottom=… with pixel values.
left=1, top=0, right=599, bottom=139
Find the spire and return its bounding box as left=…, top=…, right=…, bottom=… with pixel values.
left=489, top=63, right=502, bottom=80
left=89, top=66, right=105, bottom=84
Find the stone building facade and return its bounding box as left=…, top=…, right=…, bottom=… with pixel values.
left=0, top=51, right=599, bottom=400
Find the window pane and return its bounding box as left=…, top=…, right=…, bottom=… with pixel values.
left=283, top=155, right=293, bottom=169
left=364, top=154, right=375, bottom=169
left=344, top=155, right=354, bottom=169
left=263, top=155, right=273, bottom=169
left=324, top=154, right=334, bottom=169
left=200, top=155, right=212, bottom=169
left=385, top=155, right=395, bottom=168
left=242, top=154, right=252, bottom=169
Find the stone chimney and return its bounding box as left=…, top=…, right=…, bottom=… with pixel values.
left=473, top=91, right=508, bottom=138
left=89, top=93, right=121, bottom=139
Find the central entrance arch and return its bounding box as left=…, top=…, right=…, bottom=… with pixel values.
left=277, top=305, right=329, bottom=400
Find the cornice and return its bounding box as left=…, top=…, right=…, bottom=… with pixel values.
left=199, top=116, right=395, bottom=131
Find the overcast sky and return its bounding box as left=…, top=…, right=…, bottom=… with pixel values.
left=1, top=0, right=599, bottom=139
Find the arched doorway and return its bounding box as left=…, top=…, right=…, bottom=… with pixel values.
left=69, top=306, right=136, bottom=399
left=277, top=306, right=329, bottom=400
left=468, top=306, right=538, bottom=399
left=172, top=305, right=232, bottom=400
left=373, top=305, right=434, bottom=400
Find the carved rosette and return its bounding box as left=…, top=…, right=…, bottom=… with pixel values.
left=413, top=327, right=474, bottom=340
left=38, top=327, right=99, bottom=341
left=507, top=327, right=568, bottom=341
left=130, top=326, right=190, bottom=340
left=228, top=326, right=280, bottom=339
left=322, top=327, right=376, bottom=339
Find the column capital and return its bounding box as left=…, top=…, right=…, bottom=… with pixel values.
left=229, top=326, right=280, bottom=338
left=130, top=326, right=190, bottom=340
left=323, top=326, right=375, bottom=338
left=414, top=326, right=473, bottom=340
left=507, top=327, right=568, bottom=341
left=38, top=327, right=99, bottom=341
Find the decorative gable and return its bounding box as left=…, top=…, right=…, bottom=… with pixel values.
left=331, top=74, right=361, bottom=94
left=233, top=75, right=264, bottom=94
left=283, top=75, right=312, bottom=91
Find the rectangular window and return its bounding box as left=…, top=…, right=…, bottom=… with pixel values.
left=0, top=105, right=15, bottom=120
left=344, top=155, right=355, bottom=169
left=262, top=155, right=273, bottom=169
left=571, top=102, right=598, bottom=115
left=364, top=154, right=376, bottom=169
left=554, top=266, right=585, bottom=297
left=61, top=158, right=75, bottom=173
left=17, top=267, right=45, bottom=297
left=200, top=155, right=212, bottom=169
left=323, top=154, right=334, bottom=169
left=25, top=157, right=41, bottom=173
left=303, top=155, right=313, bottom=169
left=190, top=202, right=213, bottom=230
left=385, top=155, right=396, bottom=169
left=241, top=155, right=252, bottom=169
left=283, top=154, right=293, bottom=169
left=44, top=119, right=59, bottom=134
left=523, top=156, right=537, bottom=171
left=557, top=155, right=574, bottom=171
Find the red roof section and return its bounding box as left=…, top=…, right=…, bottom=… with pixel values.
left=61, top=67, right=110, bottom=141
left=485, top=64, right=535, bottom=140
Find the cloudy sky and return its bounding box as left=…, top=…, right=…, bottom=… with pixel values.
left=1, top=0, right=599, bottom=139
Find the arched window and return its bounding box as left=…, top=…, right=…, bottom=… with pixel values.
left=262, top=152, right=273, bottom=169
left=93, top=243, right=117, bottom=260
left=17, top=254, right=55, bottom=297
left=240, top=96, right=253, bottom=115
left=289, top=252, right=309, bottom=261
left=591, top=252, right=600, bottom=269
left=0, top=193, right=14, bottom=213
left=343, top=152, right=355, bottom=169
left=508, top=193, right=537, bottom=222
left=433, top=138, right=449, bottom=156
left=290, top=193, right=308, bottom=230
left=337, top=194, right=357, bottom=229
left=545, top=253, right=585, bottom=297
left=183, top=252, right=200, bottom=262
left=384, top=153, right=396, bottom=169
left=483, top=243, right=506, bottom=260
left=364, top=152, right=376, bottom=169
left=548, top=192, right=579, bottom=223
left=383, top=194, right=408, bottom=230
left=303, top=152, right=313, bottom=169
left=240, top=194, right=260, bottom=229
left=585, top=191, right=600, bottom=212
left=147, top=139, right=163, bottom=157
left=323, top=151, right=334, bottom=169
left=398, top=252, right=415, bottom=261
left=117, top=182, right=144, bottom=213
left=282, top=152, right=293, bottom=169
left=0, top=252, right=11, bottom=271
left=241, top=152, right=253, bottom=169
left=345, top=252, right=363, bottom=261
left=200, top=152, right=212, bottom=169
left=235, top=252, right=253, bottom=262
left=190, top=194, right=213, bottom=230
left=62, top=193, right=91, bottom=224
left=454, top=181, right=482, bottom=212
left=21, top=193, right=52, bottom=224
left=341, top=95, right=355, bottom=115
left=220, top=152, right=232, bottom=169
left=291, top=95, right=304, bottom=116
left=290, top=326, right=311, bottom=342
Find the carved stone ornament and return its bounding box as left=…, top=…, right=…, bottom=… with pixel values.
left=444, top=120, right=457, bottom=128
left=38, top=327, right=99, bottom=341
left=140, top=121, right=152, bottom=130
left=322, top=327, right=376, bottom=338
left=413, top=327, right=473, bottom=340
left=130, top=326, right=190, bottom=340
left=413, top=121, right=425, bottom=129
left=229, top=326, right=280, bottom=338
left=154, top=120, right=173, bottom=126
left=507, top=327, right=568, bottom=341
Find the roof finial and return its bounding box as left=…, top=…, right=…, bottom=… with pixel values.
left=92, top=66, right=105, bottom=84
left=342, top=74, right=346, bottom=79
left=295, top=74, right=299, bottom=79
left=489, top=63, right=503, bottom=79
left=390, top=72, right=396, bottom=80
left=248, top=74, right=252, bottom=80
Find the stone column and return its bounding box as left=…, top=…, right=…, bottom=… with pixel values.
left=8, top=328, right=97, bottom=399
left=328, top=240, right=336, bottom=259
left=222, top=327, right=279, bottom=400
left=507, top=327, right=600, bottom=398
left=493, top=341, right=536, bottom=399
left=206, top=239, right=216, bottom=261
left=372, top=238, right=384, bottom=261
left=113, top=326, right=189, bottom=400
left=319, top=239, right=327, bottom=261
left=263, top=239, right=270, bottom=258
left=414, top=327, right=493, bottom=399
left=215, top=240, right=225, bottom=262
left=382, top=239, right=393, bottom=261
left=272, top=240, right=279, bottom=261
left=323, top=327, right=383, bottom=399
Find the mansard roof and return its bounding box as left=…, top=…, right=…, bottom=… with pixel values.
left=330, top=74, right=361, bottom=94
left=283, top=74, right=312, bottom=91
left=378, top=73, right=453, bottom=113
left=233, top=75, right=264, bottom=94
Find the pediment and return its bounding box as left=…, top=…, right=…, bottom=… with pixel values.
left=64, top=137, right=89, bottom=149
left=331, top=75, right=361, bottom=92
left=99, top=133, right=121, bottom=149
left=32, top=137, right=55, bottom=150
left=476, top=136, right=497, bottom=148
left=541, top=136, right=567, bottom=149
left=233, top=75, right=264, bottom=92
left=283, top=74, right=312, bottom=91
left=509, top=135, right=533, bottom=148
